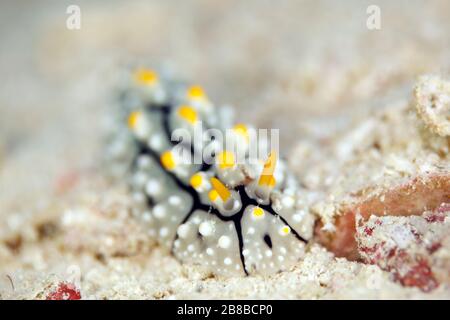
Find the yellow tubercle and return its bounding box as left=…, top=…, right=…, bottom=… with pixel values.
left=187, top=85, right=206, bottom=100
left=127, top=111, right=142, bottom=129
left=178, top=105, right=198, bottom=124
left=258, top=175, right=276, bottom=187
left=190, top=173, right=203, bottom=189
left=258, top=151, right=277, bottom=187
left=280, top=226, right=291, bottom=235
left=160, top=151, right=176, bottom=170
left=233, top=124, right=249, bottom=141
left=210, top=177, right=231, bottom=202
left=216, top=151, right=235, bottom=169
left=208, top=189, right=219, bottom=202
left=252, top=207, right=265, bottom=218
left=134, top=69, right=158, bottom=86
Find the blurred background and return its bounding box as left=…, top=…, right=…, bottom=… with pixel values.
left=1, top=1, right=450, bottom=299
left=1, top=0, right=450, bottom=210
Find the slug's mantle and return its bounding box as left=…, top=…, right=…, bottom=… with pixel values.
left=107, top=68, right=315, bottom=276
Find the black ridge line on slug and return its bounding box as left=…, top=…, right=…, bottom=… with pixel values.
left=132, top=103, right=307, bottom=275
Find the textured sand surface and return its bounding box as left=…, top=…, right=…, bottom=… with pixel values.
left=0, top=0, right=449, bottom=299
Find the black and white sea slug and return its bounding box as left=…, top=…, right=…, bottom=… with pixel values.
left=107, top=68, right=315, bottom=276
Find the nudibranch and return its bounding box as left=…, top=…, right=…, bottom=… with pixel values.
left=107, top=68, right=315, bottom=276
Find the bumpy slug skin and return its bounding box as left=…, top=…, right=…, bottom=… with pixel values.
left=107, top=68, right=314, bottom=276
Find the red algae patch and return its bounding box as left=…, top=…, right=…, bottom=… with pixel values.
left=354, top=204, right=450, bottom=292
left=46, top=282, right=81, bottom=300
left=315, top=173, right=450, bottom=261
